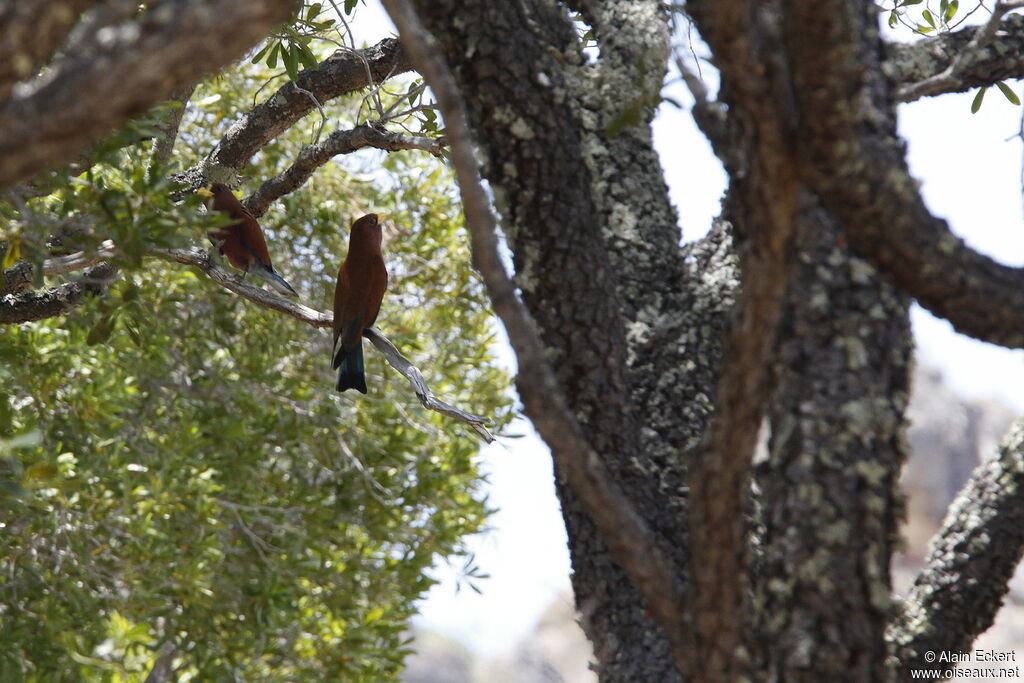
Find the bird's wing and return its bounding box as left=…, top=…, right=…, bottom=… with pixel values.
left=332, top=308, right=367, bottom=368
left=238, top=212, right=274, bottom=267
left=363, top=262, right=389, bottom=328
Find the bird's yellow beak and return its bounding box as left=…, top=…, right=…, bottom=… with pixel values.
left=196, top=186, right=214, bottom=198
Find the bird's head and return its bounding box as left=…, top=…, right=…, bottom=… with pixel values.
left=351, top=213, right=382, bottom=243
left=197, top=182, right=231, bottom=200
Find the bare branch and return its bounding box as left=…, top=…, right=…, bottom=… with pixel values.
left=154, top=247, right=488, bottom=432
left=243, top=123, right=446, bottom=217
left=888, top=418, right=1024, bottom=679
left=156, top=246, right=330, bottom=324
left=364, top=328, right=493, bottom=442
left=0, top=262, right=118, bottom=324
left=893, top=2, right=1024, bottom=102
left=382, top=0, right=691, bottom=672
left=0, top=0, right=300, bottom=191
left=172, top=38, right=415, bottom=193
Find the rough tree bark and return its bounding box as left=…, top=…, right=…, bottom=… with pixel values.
left=7, top=0, right=1024, bottom=681
left=392, top=1, right=1024, bottom=681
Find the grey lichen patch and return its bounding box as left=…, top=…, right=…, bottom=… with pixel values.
left=607, top=202, right=640, bottom=242
left=868, top=572, right=892, bottom=610
left=821, top=518, right=852, bottom=544
left=855, top=460, right=889, bottom=487
left=840, top=399, right=881, bottom=441
left=966, top=531, right=991, bottom=554
left=849, top=257, right=876, bottom=285
left=937, top=232, right=960, bottom=255
left=509, top=117, right=536, bottom=141
left=841, top=335, right=869, bottom=369
left=625, top=319, right=653, bottom=354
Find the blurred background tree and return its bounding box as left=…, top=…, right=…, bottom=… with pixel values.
left=0, top=2, right=511, bottom=679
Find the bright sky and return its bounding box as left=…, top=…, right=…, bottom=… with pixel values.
left=349, top=2, right=1024, bottom=658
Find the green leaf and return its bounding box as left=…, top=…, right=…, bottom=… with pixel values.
left=945, top=0, right=959, bottom=22
left=922, top=9, right=936, bottom=27
left=305, top=2, right=322, bottom=21
left=250, top=42, right=271, bottom=65
left=888, top=10, right=899, bottom=27
left=25, top=462, right=59, bottom=482
left=996, top=81, right=1020, bottom=105
left=971, top=86, right=987, bottom=113
left=86, top=314, right=116, bottom=345
left=266, top=41, right=281, bottom=70
left=295, top=42, right=319, bottom=71
left=344, top=0, right=358, bottom=13
left=2, top=239, right=21, bottom=268
left=283, top=45, right=300, bottom=82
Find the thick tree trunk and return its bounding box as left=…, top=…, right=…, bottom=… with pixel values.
left=401, top=1, right=1024, bottom=681
left=752, top=192, right=912, bottom=681
left=408, top=1, right=706, bottom=679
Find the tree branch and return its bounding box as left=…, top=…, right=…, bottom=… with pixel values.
left=155, top=247, right=490, bottom=435
left=786, top=0, right=1024, bottom=350
left=685, top=3, right=802, bottom=678
left=242, top=122, right=445, bottom=217
left=0, top=262, right=118, bottom=324
left=0, top=0, right=300, bottom=191
left=382, top=0, right=691, bottom=673
left=888, top=418, right=1024, bottom=679
left=364, top=329, right=493, bottom=442
left=887, top=4, right=1024, bottom=102
left=674, top=55, right=728, bottom=155
left=172, top=37, right=415, bottom=192
left=0, top=0, right=99, bottom=102
left=147, top=85, right=197, bottom=180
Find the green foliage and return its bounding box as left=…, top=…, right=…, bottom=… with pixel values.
left=0, top=2, right=512, bottom=680
left=248, top=1, right=343, bottom=83
left=886, top=0, right=959, bottom=34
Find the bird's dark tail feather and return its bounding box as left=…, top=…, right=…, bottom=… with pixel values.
left=336, top=343, right=367, bottom=393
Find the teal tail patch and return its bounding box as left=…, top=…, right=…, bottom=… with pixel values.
left=336, top=343, right=367, bottom=393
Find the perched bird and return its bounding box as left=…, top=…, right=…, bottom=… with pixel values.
left=197, top=183, right=298, bottom=297
left=333, top=213, right=388, bottom=393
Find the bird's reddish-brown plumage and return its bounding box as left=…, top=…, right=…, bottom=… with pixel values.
left=333, top=213, right=388, bottom=361
left=206, top=183, right=274, bottom=271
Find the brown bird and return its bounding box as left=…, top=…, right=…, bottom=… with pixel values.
left=333, top=213, right=388, bottom=393
left=197, top=183, right=298, bottom=297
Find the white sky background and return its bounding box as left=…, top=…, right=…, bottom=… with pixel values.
left=349, top=2, right=1024, bottom=658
